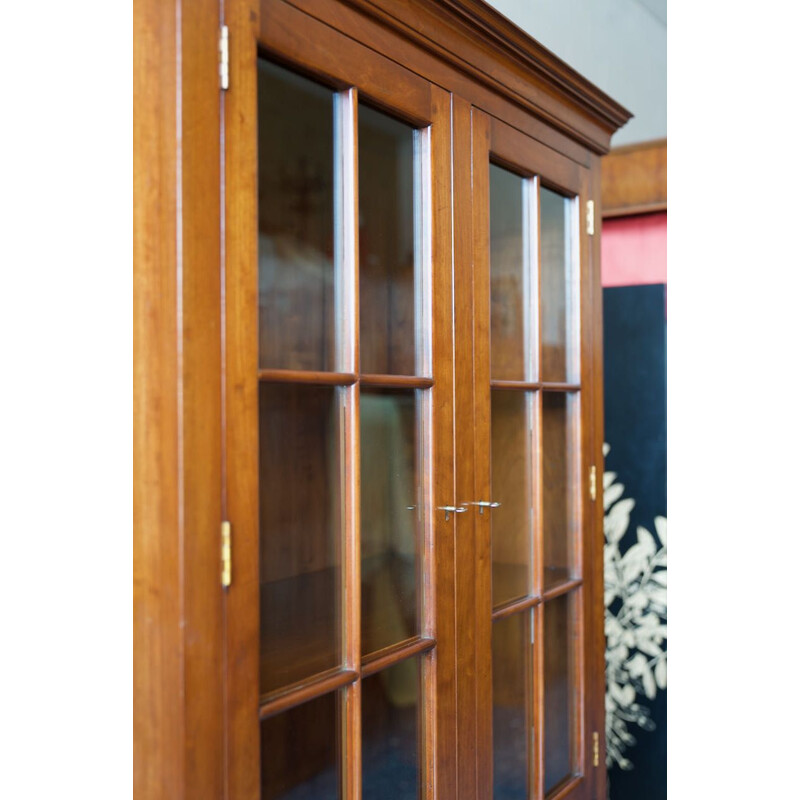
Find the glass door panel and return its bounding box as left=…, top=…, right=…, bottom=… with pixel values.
left=492, top=612, right=532, bottom=799
left=359, top=104, right=423, bottom=377
left=543, top=592, right=578, bottom=794
left=261, top=691, right=341, bottom=799
left=248, top=33, right=452, bottom=798
left=477, top=114, right=589, bottom=800
left=540, top=187, right=576, bottom=384
left=258, top=60, right=339, bottom=373
left=362, top=656, right=422, bottom=799
left=489, top=164, right=534, bottom=382
left=491, top=389, right=533, bottom=607
left=360, top=387, right=422, bottom=656
left=541, top=391, right=579, bottom=591
left=259, top=381, right=344, bottom=694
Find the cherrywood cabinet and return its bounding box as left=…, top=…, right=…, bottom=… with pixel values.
left=133, top=1, right=630, bottom=799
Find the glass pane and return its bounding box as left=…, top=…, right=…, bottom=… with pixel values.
left=259, top=383, right=343, bottom=694
left=361, top=388, right=421, bottom=655
left=540, top=187, right=574, bottom=383
left=491, top=390, right=533, bottom=607
left=544, top=593, right=576, bottom=794
left=542, top=392, right=576, bottom=590
left=258, top=59, right=338, bottom=372
left=362, top=657, right=420, bottom=799
left=261, top=691, right=340, bottom=799
left=492, top=612, right=530, bottom=799
left=490, top=164, right=531, bottom=381
left=359, top=104, right=419, bottom=376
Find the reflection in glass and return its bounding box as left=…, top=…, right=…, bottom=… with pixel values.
left=492, top=612, right=530, bottom=799
left=259, top=383, right=343, bottom=694
left=540, top=186, right=573, bottom=383
left=360, top=388, right=420, bottom=655
left=258, top=59, right=338, bottom=372
left=490, top=164, right=531, bottom=381
left=261, top=691, right=340, bottom=799
left=542, top=392, right=576, bottom=590
left=362, top=657, right=420, bottom=799
left=359, top=104, right=420, bottom=376
left=491, top=390, right=533, bottom=606
left=544, top=593, right=576, bottom=794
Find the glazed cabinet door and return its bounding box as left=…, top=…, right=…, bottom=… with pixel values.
left=222, top=1, right=456, bottom=797
left=468, top=111, right=603, bottom=800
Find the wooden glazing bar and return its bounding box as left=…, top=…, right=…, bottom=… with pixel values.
left=491, top=379, right=541, bottom=391
left=257, top=368, right=357, bottom=385
left=546, top=773, right=585, bottom=800
left=359, top=373, right=434, bottom=389
left=532, top=603, right=545, bottom=799
left=541, top=382, right=581, bottom=392
left=541, top=576, right=583, bottom=603
left=360, top=636, right=436, bottom=678
left=491, top=593, right=541, bottom=622
left=338, top=85, right=362, bottom=800
left=258, top=667, right=359, bottom=720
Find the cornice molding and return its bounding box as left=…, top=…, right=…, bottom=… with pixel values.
left=339, top=0, right=632, bottom=153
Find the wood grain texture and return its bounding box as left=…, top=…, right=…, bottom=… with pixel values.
left=428, top=83, right=457, bottom=800
left=601, top=138, right=667, bottom=218
left=133, top=0, right=182, bottom=795
left=180, top=1, right=225, bottom=796
left=297, top=0, right=630, bottom=153
left=134, top=0, right=225, bottom=797
left=586, top=153, right=609, bottom=799
left=224, top=0, right=262, bottom=797
left=452, top=94, right=478, bottom=800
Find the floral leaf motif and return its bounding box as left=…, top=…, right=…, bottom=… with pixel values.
left=603, top=444, right=667, bottom=771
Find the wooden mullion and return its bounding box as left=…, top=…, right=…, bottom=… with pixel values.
left=257, top=369, right=357, bottom=385
left=541, top=577, right=582, bottom=603
left=258, top=668, right=358, bottom=719
left=359, top=374, right=434, bottom=389
left=491, top=593, right=540, bottom=622
left=361, top=637, right=436, bottom=677
left=541, top=382, right=581, bottom=393
left=338, top=85, right=361, bottom=800
left=545, top=773, right=585, bottom=800
left=532, top=602, right=545, bottom=800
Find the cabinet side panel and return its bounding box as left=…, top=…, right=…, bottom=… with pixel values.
left=133, top=0, right=184, bottom=796
left=586, top=155, right=607, bottom=800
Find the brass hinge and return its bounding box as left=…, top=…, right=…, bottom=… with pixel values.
left=589, top=465, right=597, bottom=502
left=219, top=25, right=229, bottom=91
left=586, top=200, right=595, bottom=235
left=592, top=732, right=600, bottom=767
left=221, top=521, right=232, bottom=587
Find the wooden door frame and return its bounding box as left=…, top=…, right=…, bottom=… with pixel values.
left=223, top=2, right=458, bottom=796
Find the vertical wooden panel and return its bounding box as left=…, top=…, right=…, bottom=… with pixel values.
left=224, top=0, right=261, bottom=797
left=429, top=84, right=456, bottom=800
left=181, top=2, right=225, bottom=796
left=470, top=106, right=493, bottom=800
left=341, top=85, right=362, bottom=800
left=133, top=0, right=183, bottom=795
left=585, top=155, right=608, bottom=799
left=451, top=94, right=477, bottom=800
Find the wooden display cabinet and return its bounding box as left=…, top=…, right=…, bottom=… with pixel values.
left=133, top=1, right=631, bottom=798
